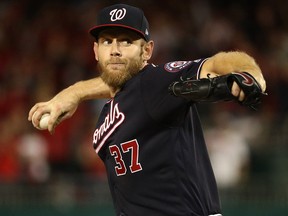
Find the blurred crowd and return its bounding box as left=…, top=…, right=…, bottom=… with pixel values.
left=0, top=0, right=287, bottom=192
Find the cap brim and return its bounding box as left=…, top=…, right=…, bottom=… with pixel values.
left=89, top=24, right=148, bottom=41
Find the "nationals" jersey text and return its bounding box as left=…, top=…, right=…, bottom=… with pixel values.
left=93, top=100, right=125, bottom=153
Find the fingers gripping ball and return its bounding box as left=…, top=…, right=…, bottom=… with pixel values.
left=32, top=112, right=50, bottom=130
left=39, top=113, right=51, bottom=130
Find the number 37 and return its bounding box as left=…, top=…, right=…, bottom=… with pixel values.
left=109, top=139, right=142, bottom=176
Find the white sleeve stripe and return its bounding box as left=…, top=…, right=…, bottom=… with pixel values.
left=196, top=58, right=209, bottom=80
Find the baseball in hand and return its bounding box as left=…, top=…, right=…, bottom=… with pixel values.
left=39, top=113, right=50, bottom=130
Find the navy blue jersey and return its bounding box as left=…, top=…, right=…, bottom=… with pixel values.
left=93, top=59, right=221, bottom=216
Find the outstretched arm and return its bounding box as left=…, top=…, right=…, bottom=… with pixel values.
left=168, top=51, right=266, bottom=108
left=200, top=51, right=266, bottom=101
left=28, top=77, right=110, bottom=133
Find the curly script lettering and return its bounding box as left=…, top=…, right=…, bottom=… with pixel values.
left=93, top=100, right=125, bottom=153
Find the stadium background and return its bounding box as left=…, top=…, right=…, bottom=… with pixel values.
left=0, top=0, right=287, bottom=215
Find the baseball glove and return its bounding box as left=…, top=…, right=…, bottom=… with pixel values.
left=168, top=72, right=266, bottom=110
left=227, top=72, right=266, bottom=109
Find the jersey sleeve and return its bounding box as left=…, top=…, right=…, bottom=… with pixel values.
left=141, top=59, right=207, bottom=126
left=162, top=59, right=207, bottom=80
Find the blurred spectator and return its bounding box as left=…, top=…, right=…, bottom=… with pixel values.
left=205, top=110, right=263, bottom=188
left=18, top=132, right=50, bottom=183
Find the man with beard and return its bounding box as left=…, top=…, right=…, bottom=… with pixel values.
left=29, top=4, right=266, bottom=216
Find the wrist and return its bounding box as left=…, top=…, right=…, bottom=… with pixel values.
left=68, top=82, right=85, bottom=103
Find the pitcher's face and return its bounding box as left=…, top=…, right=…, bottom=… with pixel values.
left=94, top=28, right=147, bottom=90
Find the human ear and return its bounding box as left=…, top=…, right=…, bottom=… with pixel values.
left=93, top=42, right=99, bottom=61
left=143, top=40, right=154, bottom=61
